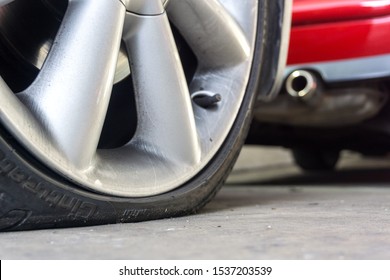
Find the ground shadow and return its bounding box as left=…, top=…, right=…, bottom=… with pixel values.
left=239, top=167, right=390, bottom=186
left=201, top=167, right=390, bottom=214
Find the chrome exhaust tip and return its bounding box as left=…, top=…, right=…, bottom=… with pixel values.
left=286, top=70, right=317, bottom=100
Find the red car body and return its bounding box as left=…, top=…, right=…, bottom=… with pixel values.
left=249, top=0, right=390, bottom=170
left=289, top=0, right=390, bottom=65
left=286, top=0, right=390, bottom=84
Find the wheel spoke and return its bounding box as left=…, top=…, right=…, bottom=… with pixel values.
left=166, top=0, right=250, bottom=67
left=18, top=0, right=126, bottom=168
left=0, top=0, right=14, bottom=7
left=123, top=12, right=201, bottom=165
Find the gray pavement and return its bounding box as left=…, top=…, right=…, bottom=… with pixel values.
left=1, top=146, right=390, bottom=259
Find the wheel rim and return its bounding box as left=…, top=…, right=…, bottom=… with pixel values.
left=0, top=0, right=258, bottom=197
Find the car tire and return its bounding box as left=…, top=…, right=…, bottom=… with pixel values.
left=0, top=0, right=288, bottom=231
left=292, top=148, right=340, bottom=172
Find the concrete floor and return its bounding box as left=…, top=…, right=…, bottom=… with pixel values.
left=1, top=146, right=390, bottom=259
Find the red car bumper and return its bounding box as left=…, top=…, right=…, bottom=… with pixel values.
left=289, top=0, right=390, bottom=64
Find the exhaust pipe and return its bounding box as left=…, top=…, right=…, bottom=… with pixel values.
left=254, top=69, right=386, bottom=126
left=285, top=70, right=317, bottom=101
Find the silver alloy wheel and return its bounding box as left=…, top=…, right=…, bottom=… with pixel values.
left=0, top=0, right=258, bottom=197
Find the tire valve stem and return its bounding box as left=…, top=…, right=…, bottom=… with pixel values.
left=192, top=92, right=222, bottom=108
